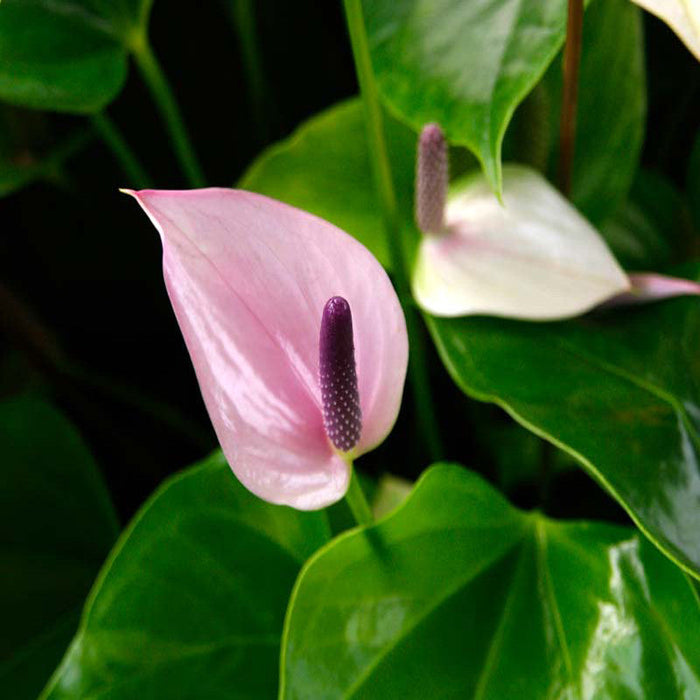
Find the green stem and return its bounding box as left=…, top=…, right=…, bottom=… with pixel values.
left=345, top=466, right=373, bottom=526
left=226, top=0, right=272, bottom=144
left=343, top=0, right=444, bottom=462
left=91, top=112, right=154, bottom=189
left=130, top=33, right=205, bottom=187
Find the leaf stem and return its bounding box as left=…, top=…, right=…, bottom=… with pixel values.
left=91, top=112, right=154, bottom=189
left=345, top=466, right=373, bottom=526
left=343, top=0, right=444, bottom=462
left=558, top=0, right=584, bottom=197
left=225, top=0, right=272, bottom=144
left=130, top=33, right=205, bottom=187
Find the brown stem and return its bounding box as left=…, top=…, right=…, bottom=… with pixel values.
left=558, top=0, right=584, bottom=197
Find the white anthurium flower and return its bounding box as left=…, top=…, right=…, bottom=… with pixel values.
left=411, top=124, right=700, bottom=320
left=411, top=125, right=630, bottom=320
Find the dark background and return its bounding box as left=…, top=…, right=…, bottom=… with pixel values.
left=2, top=1, right=699, bottom=526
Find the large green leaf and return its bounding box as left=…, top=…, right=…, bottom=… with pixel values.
left=282, top=464, right=700, bottom=698
left=240, top=98, right=417, bottom=270
left=0, top=0, right=152, bottom=113
left=544, top=0, right=646, bottom=224
left=426, top=273, right=700, bottom=579
left=41, top=451, right=331, bottom=699
left=0, top=396, right=119, bottom=700
left=362, top=0, right=576, bottom=194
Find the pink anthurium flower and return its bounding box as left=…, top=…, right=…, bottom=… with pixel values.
left=412, top=123, right=700, bottom=319
left=124, top=188, right=408, bottom=510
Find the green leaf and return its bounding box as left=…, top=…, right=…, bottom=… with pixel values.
left=425, top=274, right=700, bottom=579
left=544, top=0, right=646, bottom=224
left=240, top=98, right=417, bottom=270
left=0, top=396, right=118, bottom=700
left=282, top=464, right=700, bottom=698
left=0, top=0, right=151, bottom=113
left=362, top=0, right=575, bottom=194
left=41, top=451, right=331, bottom=699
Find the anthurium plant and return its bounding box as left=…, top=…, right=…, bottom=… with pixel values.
left=2, top=0, right=700, bottom=698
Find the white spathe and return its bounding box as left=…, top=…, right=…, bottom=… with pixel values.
left=412, top=165, right=630, bottom=320
left=631, top=0, right=700, bottom=61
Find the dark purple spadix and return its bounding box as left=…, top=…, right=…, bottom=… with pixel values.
left=319, top=296, right=362, bottom=453
left=415, top=122, right=448, bottom=235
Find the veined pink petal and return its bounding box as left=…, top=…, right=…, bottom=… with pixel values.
left=602, top=272, right=700, bottom=307
left=126, top=189, right=407, bottom=509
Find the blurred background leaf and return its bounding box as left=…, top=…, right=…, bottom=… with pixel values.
left=0, top=396, right=119, bottom=700
left=0, top=0, right=152, bottom=113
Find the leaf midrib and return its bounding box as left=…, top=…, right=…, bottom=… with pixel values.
left=341, top=520, right=528, bottom=699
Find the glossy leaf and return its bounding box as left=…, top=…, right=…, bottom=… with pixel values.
left=240, top=98, right=417, bottom=270
left=0, top=396, right=118, bottom=700
left=362, top=0, right=576, bottom=193
left=545, top=0, right=646, bottom=224
left=282, top=464, right=700, bottom=698
left=426, top=269, right=700, bottom=578
left=41, top=451, right=331, bottom=699
left=631, top=0, right=700, bottom=60
left=0, top=0, right=152, bottom=113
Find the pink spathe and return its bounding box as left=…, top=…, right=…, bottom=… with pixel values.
left=125, top=188, right=408, bottom=510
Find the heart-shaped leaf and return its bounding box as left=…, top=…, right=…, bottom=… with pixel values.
left=40, top=451, right=330, bottom=699
left=282, top=464, right=700, bottom=698
left=0, top=396, right=118, bottom=700
left=362, top=0, right=578, bottom=193
left=0, top=0, right=152, bottom=113
left=426, top=274, right=700, bottom=578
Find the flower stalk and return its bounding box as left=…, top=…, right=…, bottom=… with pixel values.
left=129, top=32, right=205, bottom=187
left=345, top=467, right=373, bottom=526
left=91, top=112, right=154, bottom=189
left=343, top=0, right=444, bottom=462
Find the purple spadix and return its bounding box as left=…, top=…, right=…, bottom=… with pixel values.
left=415, top=122, right=448, bottom=235
left=319, top=296, right=362, bottom=453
